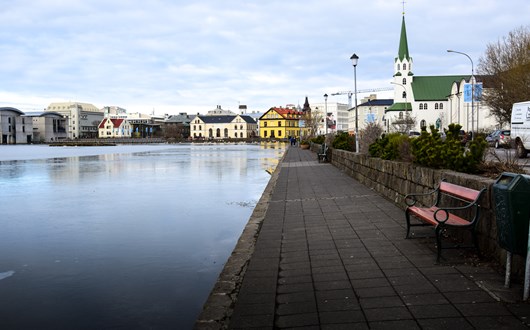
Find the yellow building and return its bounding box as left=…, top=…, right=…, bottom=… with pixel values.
left=259, top=107, right=304, bottom=139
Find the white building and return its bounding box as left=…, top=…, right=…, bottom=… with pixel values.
left=349, top=96, right=393, bottom=134
left=310, top=101, right=349, bottom=135
left=25, top=111, right=68, bottom=142
left=46, top=102, right=104, bottom=138
left=384, top=15, right=496, bottom=133
left=0, top=107, right=33, bottom=144
left=98, top=118, right=132, bottom=138
left=190, top=114, right=257, bottom=139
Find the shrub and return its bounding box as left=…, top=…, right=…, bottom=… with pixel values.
left=332, top=132, right=356, bottom=151
left=369, top=133, right=410, bottom=161
left=311, top=135, right=325, bottom=144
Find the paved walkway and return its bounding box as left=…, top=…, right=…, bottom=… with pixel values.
left=211, top=147, right=530, bottom=329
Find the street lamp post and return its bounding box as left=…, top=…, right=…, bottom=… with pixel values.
left=350, top=53, right=359, bottom=153
left=447, top=49, right=474, bottom=140
left=324, top=94, right=328, bottom=136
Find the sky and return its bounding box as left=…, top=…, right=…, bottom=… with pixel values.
left=1, top=0, right=529, bottom=116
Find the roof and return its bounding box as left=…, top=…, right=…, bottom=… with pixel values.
left=358, top=99, right=394, bottom=107
left=385, top=102, right=412, bottom=112
left=198, top=115, right=237, bottom=124
left=396, top=16, right=410, bottom=62
left=0, top=107, right=24, bottom=115
left=98, top=118, right=125, bottom=129
left=23, top=111, right=64, bottom=117
left=260, top=107, right=303, bottom=120
left=412, top=75, right=469, bottom=100
left=239, top=115, right=257, bottom=124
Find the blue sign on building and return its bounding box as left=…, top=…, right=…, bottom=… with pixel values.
left=464, top=82, right=483, bottom=102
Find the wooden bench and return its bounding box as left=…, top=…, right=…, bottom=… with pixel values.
left=405, top=180, right=487, bottom=262
left=317, top=144, right=329, bottom=163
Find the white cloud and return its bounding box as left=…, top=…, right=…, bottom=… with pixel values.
left=0, top=1, right=528, bottom=114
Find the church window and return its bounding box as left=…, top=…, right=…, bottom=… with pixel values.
left=403, top=63, right=407, bottom=70
left=399, top=112, right=403, bottom=119
left=420, top=120, right=426, bottom=129
left=419, top=103, right=423, bottom=110
left=435, top=103, right=439, bottom=110
left=402, top=91, right=407, bottom=98
left=439, top=103, right=443, bottom=110
left=423, top=103, right=428, bottom=109
left=397, top=64, right=400, bottom=70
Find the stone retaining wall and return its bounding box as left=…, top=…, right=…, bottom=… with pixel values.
left=316, top=145, right=525, bottom=276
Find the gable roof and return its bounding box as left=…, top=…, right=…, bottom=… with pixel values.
left=260, top=107, right=303, bottom=120
left=198, top=115, right=237, bottom=124
left=238, top=115, right=257, bottom=124
left=412, top=75, right=469, bottom=100
left=98, top=118, right=125, bottom=129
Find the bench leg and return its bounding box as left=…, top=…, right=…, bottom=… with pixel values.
left=435, top=226, right=443, bottom=263
left=405, top=210, right=412, bottom=239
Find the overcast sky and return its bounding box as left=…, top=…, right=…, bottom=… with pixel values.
left=1, top=1, right=528, bottom=115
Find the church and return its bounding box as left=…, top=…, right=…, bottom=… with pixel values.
left=383, top=14, right=497, bottom=134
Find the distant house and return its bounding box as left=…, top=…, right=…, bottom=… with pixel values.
left=25, top=111, right=68, bottom=142
left=98, top=118, right=132, bottom=138
left=162, top=113, right=194, bottom=139
left=46, top=102, right=104, bottom=139
left=190, top=114, right=257, bottom=140
left=258, top=107, right=304, bottom=139
left=0, top=107, right=33, bottom=144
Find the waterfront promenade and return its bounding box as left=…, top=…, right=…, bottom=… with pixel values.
left=196, top=146, right=530, bottom=329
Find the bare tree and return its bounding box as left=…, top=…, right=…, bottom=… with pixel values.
left=391, top=113, right=417, bottom=134
left=477, top=25, right=530, bottom=126
left=302, top=109, right=324, bottom=139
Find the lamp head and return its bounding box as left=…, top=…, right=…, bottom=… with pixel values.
left=350, top=53, right=359, bottom=66
left=324, top=93, right=328, bottom=100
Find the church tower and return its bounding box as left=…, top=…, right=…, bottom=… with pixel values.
left=391, top=14, right=413, bottom=112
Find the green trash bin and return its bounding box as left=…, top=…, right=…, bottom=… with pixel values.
left=493, top=172, right=530, bottom=255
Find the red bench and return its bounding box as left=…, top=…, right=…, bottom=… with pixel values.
left=405, top=180, right=487, bottom=262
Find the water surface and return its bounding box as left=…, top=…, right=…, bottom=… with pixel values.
left=0, top=143, right=285, bottom=329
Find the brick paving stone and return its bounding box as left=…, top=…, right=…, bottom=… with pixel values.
left=355, top=286, right=397, bottom=298
left=408, top=304, right=461, bottom=319
left=315, top=289, right=356, bottom=301
left=319, top=310, right=366, bottom=324
left=455, top=302, right=512, bottom=317
left=360, top=296, right=405, bottom=309
left=443, top=290, right=496, bottom=304
left=393, top=282, right=438, bottom=295
left=312, top=271, right=349, bottom=282
left=400, top=293, right=449, bottom=306
left=275, top=313, right=319, bottom=328
left=467, top=315, right=530, bottom=329
left=364, top=306, right=414, bottom=322
left=278, top=275, right=313, bottom=285
left=321, top=323, right=369, bottom=330
left=277, top=282, right=314, bottom=294
left=351, top=278, right=391, bottom=289
left=317, top=297, right=361, bottom=312
left=314, top=280, right=352, bottom=291
left=276, top=300, right=317, bottom=316
left=277, top=291, right=316, bottom=304
left=416, top=317, right=474, bottom=330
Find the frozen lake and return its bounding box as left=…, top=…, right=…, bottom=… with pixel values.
left=0, top=143, right=285, bottom=329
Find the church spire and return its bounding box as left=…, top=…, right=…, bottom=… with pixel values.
left=397, top=15, right=410, bottom=61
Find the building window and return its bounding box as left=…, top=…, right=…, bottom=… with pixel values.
left=402, top=91, right=406, bottom=99
left=439, top=103, right=444, bottom=110
left=199, top=125, right=202, bottom=130
left=240, top=125, right=243, bottom=130
left=234, top=125, right=237, bottom=130
left=403, top=63, right=407, bottom=70
left=278, top=130, right=282, bottom=137
left=264, top=130, right=268, bottom=137
left=419, top=103, right=424, bottom=110
left=224, top=128, right=228, bottom=138
left=216, top=128, right=221, bottom=137
left=435, top=103, right=439, bottom=110
left=397, top=64, right=400, bottom=71
left=420, top=120, right=427, bottom=129
left=194, top=125, right=196, bottom=130
left=278, top=121, right=282, bottom=127
left=399, top=112, right=403, bottom=119
left=264, top=122, right=267, bottom=127
left=402, top=78, right=406, bottom=85
left=423, top=103, right=428, bottom=110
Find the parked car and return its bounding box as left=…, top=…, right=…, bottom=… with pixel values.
left=487, top=129, right=511, bottom=148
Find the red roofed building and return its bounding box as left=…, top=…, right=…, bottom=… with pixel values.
left=259, top=107, right=304, bottom=139
left=98, top=118, right=132, bottom=138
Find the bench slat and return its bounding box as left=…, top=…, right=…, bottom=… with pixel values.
left=408, top=206, right=471, bottom=227
left=439, top=182, right=480, bottom=202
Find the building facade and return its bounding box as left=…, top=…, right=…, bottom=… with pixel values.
left=46, top=102, right=104, bottom=139
left=190, top=115, right=257, bottom=140
left=26, top=111, right=68, bottom=142
left=258, top=107, right=304, bottom=139
left=310, top=102, right=350, bottom=135
left=0, top=107, right=33, bottom=144
left=98, top=118, right=132, bottom=138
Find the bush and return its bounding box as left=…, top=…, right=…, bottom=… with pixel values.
left=332, top=132, right=356, bottom=151
left=368, top=133, right=411, bottom=161
left=411, top=124, right=487, bottom=173
left=311, top=135, right=325, bottom=144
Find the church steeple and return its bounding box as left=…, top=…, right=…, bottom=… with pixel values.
left=397, top=16, right=410, bottom=62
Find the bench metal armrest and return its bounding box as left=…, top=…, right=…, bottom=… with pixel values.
left=433, top=203, right=477, bottom=224
left=405, top=188, right=438, bottom=207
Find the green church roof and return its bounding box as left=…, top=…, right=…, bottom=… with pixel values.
left=397, top=16, right=410, bottom=61
left=412, top=75, right=469, bottom=101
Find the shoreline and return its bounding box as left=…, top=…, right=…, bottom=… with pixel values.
left=194, top=148, right=286, bottom=329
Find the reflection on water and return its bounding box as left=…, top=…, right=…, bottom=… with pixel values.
left=0, top=143, right=285, bottom=329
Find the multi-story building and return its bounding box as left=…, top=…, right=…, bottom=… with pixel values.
left=259, top=107, right=304, bottom=139
left=310, top=102, right=350, bottom=135
left=349, top=96, right=393, bottom=134
left=0, top=107, right=33, bottom=144
left=190, top=114, right=257, bottom=139
left=46, top=102, right=104, bottom=139
left=25, top=111, right=68, bottom=142
left=98, top=118, right=132, bottom=138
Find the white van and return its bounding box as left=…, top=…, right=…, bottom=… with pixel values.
left=511, top=101, right=530, bottom=158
